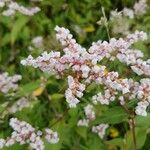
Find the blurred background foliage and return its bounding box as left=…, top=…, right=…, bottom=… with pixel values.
left=0, top=0, right=150, bottom=149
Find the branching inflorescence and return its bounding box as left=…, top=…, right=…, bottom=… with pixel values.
left=0, top=118, right=59, bottom=150
left=0, top=0, right=40, bottom=16
left=109, top=0, right=148, bottom=35
left=21, top=26, right=150, bottom=114
left=20, top=25, right=150, bottom=143
left=0, top=0, right=148, bottom=149
left=0, top=72, right=21, bottom=93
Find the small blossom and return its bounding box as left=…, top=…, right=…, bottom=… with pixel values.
left=92, top=89, right=116, bottom=105
left=0, top=1, right=5, bottom=7
left=135, top=101, right=149, bottom=116
left=0, top=118, right=59, bottom=150
left=77, top=119, right=89, bottom=127
left=134, top=0, right=148, bottom=16
left=45, top=128, right=59, bottom=144
left=65, top=76, right=85, bottom=107
left=123, top=8, right=134, bottom=19
left=2, top=1, right=40, bottom=16
left=84, top=104, right=95, bottom=120
left=118, top=96, right=125, bottom=105
left=0, top=139, right=5, bottom=149
left=92, top=124, right=109, bottom=139
left=32, top=36, right=43, bottom=48
left=0, top=72, right=22, bottom=93
left=8, top=97, right=30, bottom=113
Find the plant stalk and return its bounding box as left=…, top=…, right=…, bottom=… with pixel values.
left=130, top=116, right=137, bottom=150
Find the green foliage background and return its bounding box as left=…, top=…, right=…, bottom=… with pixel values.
left=0, top=0, right=150, bottom=150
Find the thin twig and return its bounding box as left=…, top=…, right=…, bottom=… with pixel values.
left=130, top=115, right=137, bottom=150
left=119, top=100, right=136, bottom=150
left=121, top=103, right=130, bottom=114
left=101, top=7, right=110, bottom=40
left=50, top=108, right=69, bottom=127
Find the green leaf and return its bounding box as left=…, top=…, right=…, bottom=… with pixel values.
left=16, top=81, right=40, bottom=96
left=105, top=138, right=124, bottom=147
left=136, top=127, right=147, bottom=149
left=1, top=33, right=10, bottom=46
left=3, top=143, right=27, bottom=150
left=44, top=140, right=61, bottom=150
left=142, top=133, right=150, bottom=149
left=136, top=113, right=150, bottom=127
left=93, top=106, right=128, bottom=124
left=76, top=127, right=87, bottom=139
left=87, top=134, right=107, bottom=150
left=125, top=130, right=132, bottom=150
left=11, top=16, right=29, bottom=44
left=68, top=107, right=78, bottom=117
left=125, top=127, right=147, bottom=150
left=51, top=93, right=64, bottom=101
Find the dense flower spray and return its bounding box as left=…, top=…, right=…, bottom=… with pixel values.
left=19, top=24, right=150, bottom=147
left=0, top=118, right=59, bottom=150
left=0, top=0, right=149, bottom=149
left=21, top=26, right=150, bottom=117
left=0, top=72, right=21, bottom=93
left=0, top=1, right=40, bottom=16
left=109, top=0, right=148, bottom=35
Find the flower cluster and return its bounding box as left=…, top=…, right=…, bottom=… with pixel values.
left=77, top=119, right=89, bottom=127
left=0, top=72, right=21, bottom=93
left=122, top=8, right=134, bottom=19
left=21, top=26, right=150, bottom=116
left=45, top=128, right=59, bottom=144
left=1, top=1, right=40, bottom=16
left=32, top=36, right=43, bottom=49
left=84, top=104, right=96, bottom=120
left=89, top=31, right=149, bottom=76
left=21, top=51, right=64, bottom=77
left=135, top=101, right=149, bottom=116
left=92, top=124, right=109, bottom=139
left=135, top=79, right=150, bottom=116
left=109, top=0, right=148, bottom=35
left=111, top=0, right=148, bottom=19
left=8, top=97, right=30, bottom=113
left=0, top=118, right=59, bottom=150
left=65, top=76, right=85, bottom=107
left=133, top=0, right=148, bottom=16
left=92, top=89, right=116, bottom=105
left=77, top=104, right=108, bottom=139
left=77, top=104, right=95, bottom=127
left=137, top=79, right=150, bottom=101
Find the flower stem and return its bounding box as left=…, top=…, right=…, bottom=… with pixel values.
left=130, top=115, right=137, bottom=150
left=101, top=7, right=110, bottom=40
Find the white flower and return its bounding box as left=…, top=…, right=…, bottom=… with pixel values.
left=2, top=9, right=15, bottom=16
left=123, top=8, right=134, bottom=18
left=0, top=118, right=59, bottom=149
left=2, top=1, right=40, bottom=16
left=135, top=101, right=149, bottom=116
left=92, top=124, right=109, bottom=139
left=32, top=36, right=43, bottom=48
left=0, top=72, right=22, bottom=93
left=0, top=139, right=5, bottom=149
left=8, top=97, right=30, bottom=113
left=21, top=26, right=150, bottom=112
left=134, top=0, right=148, bottom=16
left=80, top=65, right=90, bottom=78
left=0, top=1, right=5, bottom=7
left=118, top=96, right=125, bottom=105
left=77, top=119, right=89, bottom=127
left=45, top=129, right=59, bottom=144
left=84, top=104, right=95, bottom=120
